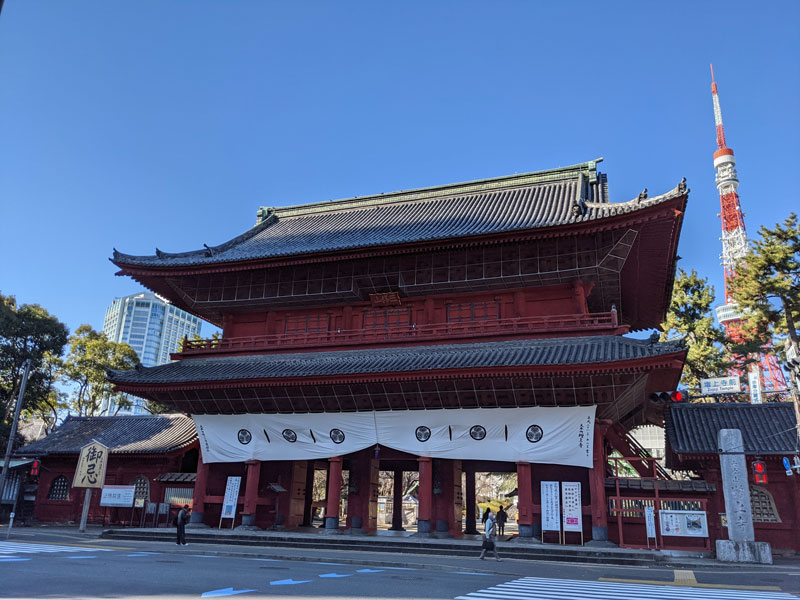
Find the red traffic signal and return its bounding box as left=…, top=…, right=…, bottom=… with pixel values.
left=649, top=391, right=683, bottom=402
left=29, top=459, right=40, bottom=477
left=752, top=460, right=768, bottom=484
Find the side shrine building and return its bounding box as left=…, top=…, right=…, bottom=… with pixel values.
left=109, top=159, right=692, bottom=545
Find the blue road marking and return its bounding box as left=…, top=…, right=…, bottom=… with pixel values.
left=0, top=558, right=30, bottom=562
left=66, top=556, right=96, bottom=559
left=356, top=569, right=384, bottom=573
left=200, top=588, right=256, bottom=598
left=319, top=573, right=352, bottom=578
left=270, top=579, right=312, bottom=586
left=247, top=558, right=280, bottom=562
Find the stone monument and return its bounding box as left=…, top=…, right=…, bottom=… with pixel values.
left=716, top=428, right=772, bottom=564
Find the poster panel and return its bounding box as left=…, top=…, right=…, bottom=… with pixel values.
left=72, top=440, right=109, bottom=489
left=100, top=485, right=136, bottom=508
left=561, top=482, right=582, bottom=532
left=193, top=406, right=596, bottom=467
left=221, top=476, right=242, bottom=519
left=541, top=481, right=560, bottom=532
left=645, top=506, right=656, bottom=538
left=659, top=510, right=708, bottom=537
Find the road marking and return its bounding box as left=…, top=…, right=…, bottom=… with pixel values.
left=247, top=558, right=280, bottom=562
left=201, top=588, right=256, bottom=598
left=126, top=552, right=159, bottom=557
left=456, top=576, right=795, bottom=599
left=673, top=569, right=698, bottom=585
left=66, top=556, right=97, bottom=559
left=270, top=579, right=311, bottom=586
left=0, top=558, right=30, bottom=562
left=0, top=542, right=112, bottom=555
left=319, top=572, right=352, bottom=578
left=356, top=569, right=384, bottom=573
left=600, top=577, right=782, bottom=591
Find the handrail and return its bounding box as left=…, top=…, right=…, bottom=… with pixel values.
left=179, top=311, right=621, bottom=356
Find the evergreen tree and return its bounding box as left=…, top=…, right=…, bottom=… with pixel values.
left=660, top=269, right=729, bottom=394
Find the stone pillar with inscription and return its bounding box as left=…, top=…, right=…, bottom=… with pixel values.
left=716, top=428, right=772, bottom=564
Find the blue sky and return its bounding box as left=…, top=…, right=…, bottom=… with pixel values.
left=1, top=2, right=798, bottom=338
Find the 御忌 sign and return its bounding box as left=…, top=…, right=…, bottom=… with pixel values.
left=72, top=440, right=108, bottom=489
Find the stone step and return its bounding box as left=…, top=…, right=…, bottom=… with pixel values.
left=102, top=529, right=660, bottom=566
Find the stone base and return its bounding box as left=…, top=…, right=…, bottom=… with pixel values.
left=586, top=526, right=617, bottom=547
left=322, top=517, right=342, bottom=534
left=716, top=540, right=773, bottom=564
left=186, top=513, right=209, bottom=528
left=518, top=524, right=535, bottom=538
left=235, top=524, right=262, bottom=532
left=414, top=519, right=432, bottom=537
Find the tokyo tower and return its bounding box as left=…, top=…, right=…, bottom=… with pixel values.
left=710, top=64, right=787, bottom=400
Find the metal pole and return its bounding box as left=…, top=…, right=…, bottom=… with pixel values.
left=79, top=488, right=92, bottom=533
left=0, top=359, right=32, bottom=515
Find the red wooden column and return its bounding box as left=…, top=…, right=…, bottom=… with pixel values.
left=516, top=462, right=534, bottom=537
left=241, top=459, right=261, bottom=528
left=189, top=452, right=210, bottom=527
left=324, top=456, right=343, bottom=531
left=589, top=422, right=609, bottom=542
left=417, top=456, right=433, bottom=534
left=346, top=450, right=379, bottom=533
left=302, top=460, right=316, bottom=526
left=390, top=469, right=405, bottom=531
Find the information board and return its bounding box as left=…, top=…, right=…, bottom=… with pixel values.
left=72, top=440, right=109, bottom=489
left=748, top=369, right=763, bottom=404
left=221, top=476, right=242, bottom=519
left=659, top=510, right=708, bottom=537
left=99, top=485, right=136, bottom=507
left=561, top=482, right=582, bottom=532
left=700, top=377, right=741, bottom=395
left=645, top=506, right=656, bottom=538
left=540, top=481, right=560, bottom=532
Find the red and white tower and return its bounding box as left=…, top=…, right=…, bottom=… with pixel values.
left=710, top=64, right=787, bottom=398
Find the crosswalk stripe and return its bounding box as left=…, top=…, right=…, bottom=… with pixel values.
left=455, top=576, right=797, bottom=600
left=0, top=542, right=111, bottom=555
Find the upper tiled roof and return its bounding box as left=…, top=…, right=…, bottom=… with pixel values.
left=112, top=160, right=686, bottom=268
left=14, top=414, right=197, bottom=457
left=109, top=335, right=686, bottom=386
left=665, top=402, right=799, bottom=456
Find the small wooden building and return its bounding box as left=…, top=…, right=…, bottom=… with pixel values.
left=15, top=414, right=198, bottom=525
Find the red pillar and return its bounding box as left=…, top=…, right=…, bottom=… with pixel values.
left=240, top=460, right=261, bottom=527
left=346, top=451, right=379, bottom=533
left=516, top=462, right=534, bottom=537
left=589, top=423, right=609, bottom=541
left=189, top=452, right=210, bottom=527
left=390, top=469, right=405, bottom=531
left=325, top=456, right=343, bottom=531
left=417, top=456, right=433, bottom=534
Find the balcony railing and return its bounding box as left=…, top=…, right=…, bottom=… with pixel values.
left=179, top=311, right=620, bottom=357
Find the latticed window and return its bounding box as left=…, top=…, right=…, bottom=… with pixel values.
left=446, top=301, right=500, bottom=323
left=48, top=475, right=70, bottom=500
left=750, top=485, right=781, bottom=523
left=284, top=314, right=329, bottom=335
left=363, top=308, right=411, bottom=330
left=131, top=475, right=150, bottom=502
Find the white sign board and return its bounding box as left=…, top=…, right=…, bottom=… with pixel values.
left=644, top=506, right=656, bottom=538
left=659, top=510, right=708, bottom=537
left=193, top=406, right=596, bottom=468
left=99, top=485, right=136, bottom=508
left=221, top=476, right=242, bottom=519
left=561, top=482, right=582, bottom=532
left=541, top=481, right=560, bottom=532
left=748, top=369, right=763, bottom=404
left=700, top=376, right=741, bottom=395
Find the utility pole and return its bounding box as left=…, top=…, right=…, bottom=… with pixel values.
left=0, top=359, right=32, bottom=513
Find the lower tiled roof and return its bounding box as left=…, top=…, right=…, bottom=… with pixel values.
left=155, top=472, right=197, bottom=483
left=109, top=336, right=685, bottom=386
left=665, top=402, right=799, bottom=456
left=14, top=414, right=197, bottom=457
left=605, top=477, right=715, bottom=492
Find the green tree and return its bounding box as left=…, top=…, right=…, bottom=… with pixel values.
left=61, top=325, right=140, bottom=416
left=660, top=269, right=729, bottom=394
left=0, top=294, right=69, bottom=442
left=728, top=213, right=800, bottom=361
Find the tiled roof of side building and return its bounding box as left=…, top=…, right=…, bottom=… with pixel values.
left=112, top=159, right=687, bottom=267
left=14, top=414, right=197, bottom=457
left=665, top=402, right=799, bottom=456
left=109, top=336, right=686, bottom=386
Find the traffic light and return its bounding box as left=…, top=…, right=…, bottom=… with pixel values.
left=752, top=459, right=768, bottom=484
left=29, top=459, right=40, bottom=477
left=649, top=391, right=683, bottom=402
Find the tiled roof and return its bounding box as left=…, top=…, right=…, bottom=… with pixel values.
left=155, top=472, right=197, bottom=483
left=109, top=336, right=686, bottom=386
left=112, top=160, right=687, bottom=268
left=665, top=402, right=800, bottom=456
left=605, top=478, right=715, bottom=492
left=14, top=414, right=197, bottom=457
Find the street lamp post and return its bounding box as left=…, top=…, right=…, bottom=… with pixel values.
left=0, top=359, right=32, bottom=516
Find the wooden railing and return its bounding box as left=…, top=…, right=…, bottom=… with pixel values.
left=179, top=311, right=620, bottom=356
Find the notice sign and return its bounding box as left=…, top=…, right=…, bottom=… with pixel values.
left=659, top=510, right=708, bottom=537
left=700, top=377, right=741, bottom=395
left=221, top=476, right=242, bottom=519
left=72, top=440, right=109, bottom=489
left=645, top=506, right=656, bottom=538
left=100, top=485, right=136, bottom=508
left=561, top=482, right=582, bottom=532
left=748, top=369, right=763, bottom=404
left=541, top=481, right=560, bottom=532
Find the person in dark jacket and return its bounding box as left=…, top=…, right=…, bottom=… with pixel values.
left=176, top=504, right=190, bottom=546
left=496, top=506, right=508, bottom=536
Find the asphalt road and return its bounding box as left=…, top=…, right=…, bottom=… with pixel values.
left=1, top=529, right=799, bottom=599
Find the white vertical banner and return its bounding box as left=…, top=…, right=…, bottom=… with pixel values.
left=748, top=367, right=763, bottom=404
left=561, top=482, right=582, bottom=532
left=221, top=476, right=241, bottom=519
left=645, top=506, right=656, bottom=539
left=541, top=481, right=560, bottom=532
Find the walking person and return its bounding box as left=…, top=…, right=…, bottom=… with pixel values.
left=496, top=506, right=508, bottom=537
left=176, top=504, right=190, bottom=546
left=478, top=512, right=501, bottom=561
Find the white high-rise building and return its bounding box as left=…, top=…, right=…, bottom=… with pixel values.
left=103, top=292, right=202, bottom=415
